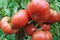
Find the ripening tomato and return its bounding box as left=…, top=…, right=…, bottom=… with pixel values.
left=40, top=24, right=50, bottom=31
left=45, top=9, right=59, bottom=23
left=27, top=0, right=51, bottom=23
left=12, top=10, right=29, bottom=29
left=25, top=24, right=37, bottom=35
left=32, top=30, right=52, bottom=40
left=0, top=17, right=19, bottom=34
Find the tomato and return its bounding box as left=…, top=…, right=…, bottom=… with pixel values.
left=0, top=17, right=19, bottom=34
left=12, top=10, right=29, bottom=29
left=27, top=0, right=51, bottom=23
left=25, top=24, right=37, bottom=35
left=45, top=9, right=59, bottom=23
left=32, top=30, right=52, bottom=40
left=40, top=24, right=50, bottom=31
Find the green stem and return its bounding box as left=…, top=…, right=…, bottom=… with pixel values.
left=28, top=20, right=33, bottom=24
left=35, top=23, right=39, bottom=27
left=37, top=28, right=43, bottom=31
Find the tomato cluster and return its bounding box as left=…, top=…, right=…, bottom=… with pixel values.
left=0, top=0, right=60, bottom=40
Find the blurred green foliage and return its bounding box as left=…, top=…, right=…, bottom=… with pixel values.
left=0, top=0, right=60, bottom=40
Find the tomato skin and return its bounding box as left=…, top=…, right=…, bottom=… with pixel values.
left=25, top=24, right=37, bottom=35
left=40, top=24, right=50, bottom=31
left=45, top=9, right=59, bottom=23
left=32, top=30, right=52, bottom=40
left=1, top=17, right=19, bottom=34
left=12, top=10, right=29, bottom=29
left=27, top=0, right=51, bottom=23
left=45, top=31, right=52, bottom=40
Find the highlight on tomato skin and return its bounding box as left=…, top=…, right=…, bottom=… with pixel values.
left=0, top=17, right=19, bottom=34
left=32, top=30, right=52, bottom=40
left=11, top=10, right=29, bottom=29
left=25, top=24, right=37, bottom=36
left=27, top=0, right=51, bottom=23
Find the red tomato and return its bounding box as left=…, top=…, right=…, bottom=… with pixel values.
left=12, top=10, right=29, bottom=29
left=40, top=24, right=50, bottom=31
left=1, top=17, right=19, bottom=34
left=27, top=0, right=51, bottom=23
left=32, top=30, right=52, bottom=40
left=45, top=9, right=59, bottom=23
left=25, top=24, right=37, bottom=35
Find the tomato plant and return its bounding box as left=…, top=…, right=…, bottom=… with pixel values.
left=0, top=0, right=60, bottom=40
